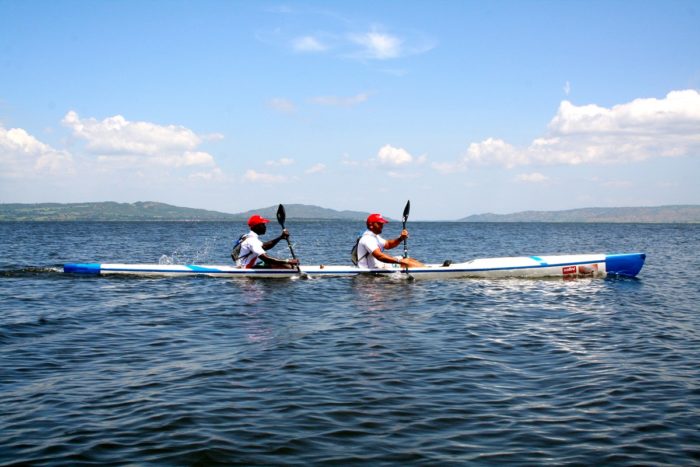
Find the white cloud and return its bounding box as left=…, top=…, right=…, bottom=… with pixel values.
left=451, top=90, right=700, bottom=170
left=345, top=26, right=435, bottom=61
left=180, top=151, right=215, bottom=167
left=243, top=169, right=287, bottom=183
left=305, top=163, right=326, bottom=174
left=311, top=92, right=369, bottom=107
left=267, top=98, right=296, bottom=114
left=0, top=125, right=74, bottom=177
left=293, top=35, right=327, bottom=52
left=63, top=111, right=200, bottom=156
left=349, top=30, right=402, bottom=59
left=259, top=10, right=434, bottom=62
left=516, top=172, right=549, bottom=183
left=377, top=144, right=413, bottom=166
left=61, top=111, right=218, bottom=173
left=463, top=138, right=526, bottom=169
left=564, top=81, right=571, bottom=96
left=549, top=90, right=700, bottom=135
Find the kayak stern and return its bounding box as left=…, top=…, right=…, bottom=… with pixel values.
left=64, top=263, right=101, bottom=274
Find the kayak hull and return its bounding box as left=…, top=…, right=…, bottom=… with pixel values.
left=64, top=253, right=645, bottom=279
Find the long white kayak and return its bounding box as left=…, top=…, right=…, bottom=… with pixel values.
left=64, top=253, right=645, bottom=279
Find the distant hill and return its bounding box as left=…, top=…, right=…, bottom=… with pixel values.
left=0, top=202, right=240, bottom=221
left=233, top=204, right=370, bottom=221
left=0, top=202, right=371, bottom=221
left=459, top=205, right=700, bottom=223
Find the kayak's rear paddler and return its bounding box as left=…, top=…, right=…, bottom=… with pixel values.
left=356, top=213, right=425, bottom=269
left=232, top=215, right=300, bottom=269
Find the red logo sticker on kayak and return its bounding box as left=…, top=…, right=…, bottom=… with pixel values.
left=562, top=266, right=577, bottom=275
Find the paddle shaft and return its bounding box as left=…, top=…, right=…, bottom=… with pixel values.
left=281, top=223, right=297, bottom=260
left=402, top=200, right=410, bottom=258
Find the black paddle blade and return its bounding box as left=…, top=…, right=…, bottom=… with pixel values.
left=276, top=204, right=286, bottom=227
left=402, top=200, right=411, bottom=223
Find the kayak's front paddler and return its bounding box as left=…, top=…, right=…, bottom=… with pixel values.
left=356, top=213, right=425, bottom=269
left=233, top=215, right=300, bottom=269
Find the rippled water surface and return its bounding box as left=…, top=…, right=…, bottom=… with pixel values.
left=1, top=221, right=699, bottom=465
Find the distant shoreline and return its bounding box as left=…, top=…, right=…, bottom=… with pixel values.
left=458, top=205, right=700, bottom=223
left=1, top=202, right=698, bottom=223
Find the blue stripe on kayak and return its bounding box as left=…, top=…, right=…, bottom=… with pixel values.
left=187, top=265, right=224, bottom=273
left=530, top=256, right=548, bottom=265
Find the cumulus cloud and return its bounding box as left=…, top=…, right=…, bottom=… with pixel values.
left=463, top=138, right=526, bottom=169
left=549, top=90, right=700, bottom=135
left=311, top=92, right=370, bottom=107
left=0, top=125, right=74, bottom=177
left=179, top=151, right=215, bottom=167
left=377, top=144, right=413, bottom=166
left=449, top=90, right=700, bottom=170
left=63, top=111, right=198, bottom=155
left=62, top=111, right=217, bottom=170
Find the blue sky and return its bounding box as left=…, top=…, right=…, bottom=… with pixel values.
left=1, top=0, right=699, bottom=220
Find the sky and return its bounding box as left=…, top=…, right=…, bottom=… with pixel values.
left=1, top=0, right=699, bottom=220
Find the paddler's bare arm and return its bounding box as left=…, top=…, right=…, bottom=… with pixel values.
left=259, top=253, right=299, bottom=267
left=371, top=248, right=424, bottom=268
left=262, top=229, right=290, bottom=250
left=383, top=229, right=409, bottom=250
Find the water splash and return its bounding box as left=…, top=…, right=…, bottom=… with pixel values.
left=159, top=255, right=175, bottom=265
left=158, top=236, right=222, bottom=265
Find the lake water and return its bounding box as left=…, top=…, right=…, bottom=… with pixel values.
left=1, top=221, right=699, bottom=465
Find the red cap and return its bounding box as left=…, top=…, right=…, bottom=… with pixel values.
left=367, top=213, right=389, bottom=225
left=247, top=214, right=270, bottom=227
